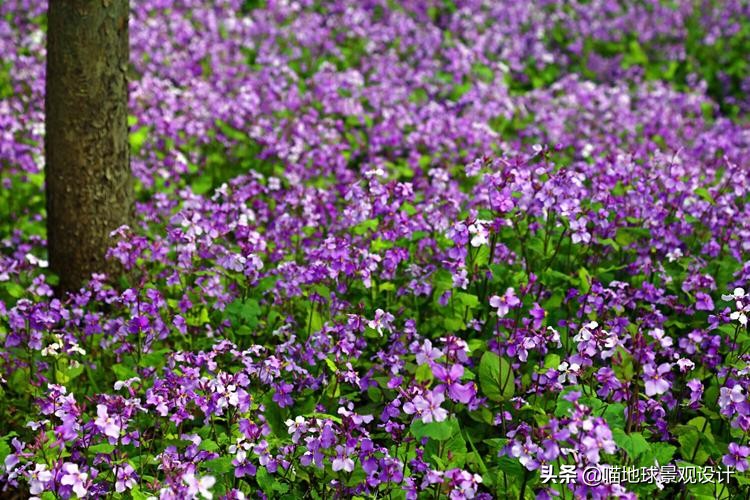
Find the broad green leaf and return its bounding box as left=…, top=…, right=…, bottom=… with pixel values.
left=478, top=351, right=514, bottom=402
left=612, top=428, right=650, bottom=460
left=88, top=442, right=116, bottom=454
left=203, top=456, right=234, bottom=474
left=411, top=417, right=459, bottom=441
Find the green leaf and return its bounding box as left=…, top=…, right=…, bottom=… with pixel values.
left=543, top=354, right=561, bottom=369
left=112, top=363, right=138, bottom=381
left=9, top=368, right=30, bottom=395
left=415, top=363, right=434, bottom=383
left=130, top=486, right=150, bottom=500
left=191, top=175, right=213, bottom=195
left=352, top=219, right=378, bottom=235
left=425, top=428, right=467, bottom=467
left=674, top=417, right=715, bottom=466
left=257, top=466, right=290, bottom=494
left=0, top=436, right=11, bottom=465
left=138, top=349, right=170, bottom=369
left=88, top=442, right=116, bottom=454
left=612, top=429, right=650, bottom=460
left=200, top=439, right=220, bottom=452
left=411, top=418, right=459, bottom=441
left=645, top=442, right=677, bottom=466
left=578, top=268, right=591, bottom=294
left=694, top=187, right=715, bottom=205
left=56, top=363, right=84, bottom=384
left=688, top=480, right=730, bottom=499
left=129, top=126, right=150, bottom=153
left=203, top=456, right=234, bottom=474
left=478, top=351, right=514, bottom=402
left=455, top=292, right=480, bottom=309
left=226, top=298, right=261, bottom=330
left=473, top=245, right=490, bottom=267
left=324, top=357, right=339, bottom=373
left=615, top=227, right=650, bottom=247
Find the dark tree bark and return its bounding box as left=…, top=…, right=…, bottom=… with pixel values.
left=45, top=0, right=133, bottom=292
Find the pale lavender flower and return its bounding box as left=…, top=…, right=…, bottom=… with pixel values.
left=643, top=363, right=671, bottom=397
left=60, top=463, right=88, bottom=498
left=490, top=288, right=520, bottom=318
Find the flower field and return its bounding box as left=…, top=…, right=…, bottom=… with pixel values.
left=2, top=0, right=750, bottom=498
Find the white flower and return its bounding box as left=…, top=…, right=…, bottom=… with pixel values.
left=467, top=219, right=491, bottom=247
left=722, top=287, right=746, bottom=301
left=28, top=463, right=52, bottom=495
left=113, top=377, right=141, bottom=390
left=730, top=306, right=749, bottom=326
left=666, top=248, right=683, bottom=262
left=184, top=473, right=216, bottom=499
left=557, top=362, right=580, bottom=384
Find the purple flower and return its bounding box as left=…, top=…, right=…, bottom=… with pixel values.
left=695, top=292, right=714, bottom=311
left=332, top=445, right=355, bottom=472
left=490, top=288, right=520, bottom=318
left=415, top=339, right=443, bottom=365
left=580, top=421, right=617, bottom=463
left=686, top=379, right=703, bottom=407
left=403, top=389, right=448, bottom=423
left=557, top=361, right=581, bottom=384
left=94, top=404, right=121, bottom=439
left=368, top=308, right=395, bottom=336
left=719, top=384, right=750, bottom=418
left=28, top=463, right=52, bottom=495
left=272, top=381, right=294, bottom=408
left=530, top=302, right=546, bottom=329
left=183, top=472, right=216, bottom=499
left=432, top=364, right=475, bottom=404
left=115, top=463, right=138, bottom=493
left=643, top=363, right=671, bottom=397
left=569, top=217, right=591, bottom=244
left=510, top=437, right=541, bottom=471
left=284, top=416, right=308, bottom=443
left=723, top=442, right=750, bottom=472
left=60, top=463, right=89, bottom=498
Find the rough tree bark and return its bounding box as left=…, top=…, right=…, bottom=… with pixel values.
left=45, top=0, right=133, bottom=292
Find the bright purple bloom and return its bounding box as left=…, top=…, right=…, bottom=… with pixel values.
left=685, top=379, right=703, bottom=407
left=432, top=364, right=476, bottom=404
left=695, top=292, right=714, bottom=311
left=115, top=463, right=138, bottom=493
left=723, top=442, right=750, bottom=472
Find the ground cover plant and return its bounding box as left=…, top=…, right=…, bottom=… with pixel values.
left=2, top=0, right=750, bottom=498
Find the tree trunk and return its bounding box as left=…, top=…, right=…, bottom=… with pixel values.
left=45, top=0, right=133, bottom=293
